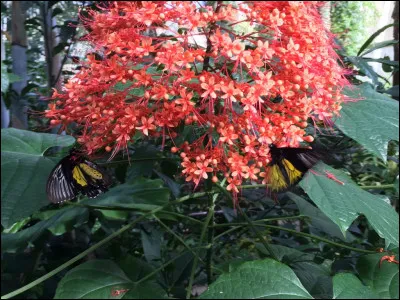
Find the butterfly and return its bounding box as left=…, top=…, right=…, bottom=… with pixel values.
left=265, top=144, right=321, bottom=192
left=46, top=149, right=112, bottom=203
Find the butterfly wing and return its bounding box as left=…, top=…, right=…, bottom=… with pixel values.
left=266, top=146, right=321, bottom=192
left=273, top=147, right=321, bottom=172
left=76, top=160, right=111, bottom=198
left=46, top=157, right=78, bottom=203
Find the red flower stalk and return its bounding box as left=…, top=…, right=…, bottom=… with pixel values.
left=46, top=1, right=351, bottom=195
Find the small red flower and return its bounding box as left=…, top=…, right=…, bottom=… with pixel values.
left=379, top=255, right=399, bottom=268
left=111, top=288, right=129, bottom=297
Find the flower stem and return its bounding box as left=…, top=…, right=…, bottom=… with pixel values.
left=206, top=191, right=218, bottom=285
left=238, top=184, right=395, bottom=190
left=186, top=194, right=214, bottom=299
left=153, top=215, right=205, bottom=265
left=134, top=246, right=208, bottom=286
left=212, top=223, right=376, bottom=254
left=214, top=182, right=279, bottom=261
left=359, top=184, right=394, bottom=190
left=237, top=205, right=279, bottom=261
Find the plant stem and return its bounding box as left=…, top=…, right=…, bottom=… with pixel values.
left=134, top=246, right=207, bottom=286
left=68, top=202, right=205, bottom=225
left=153, top=215, right=206, bottom=265
left=212, top=215, right=306, bottom=227
left=214, top=183, right=279, bottom=261
left=359, top=184, right=394, bottom=190
left=205, top=192, right=218, bottom=285
left=0, top=194, right=203, bottom=300
left=156, top=210, right=205, bottom=225
left=185, top=194, right=215, bottom=299
left=238, top=184, right=395, bottom=190
left=214, top=226, right=242, bottom=240
left=212, top=223, right=377, bottom=254
left=97, top=156, right=181, bottom=166
left=237, top=205, right=279, bottom=261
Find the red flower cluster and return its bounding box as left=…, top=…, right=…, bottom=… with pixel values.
left=46, top=1, right=350, bottom=194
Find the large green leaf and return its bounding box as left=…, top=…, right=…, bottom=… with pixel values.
left=121, top=282, right=169, bottom=299
left=299, top=163, right=399, bottom=247
left=334, top=83, right=399, bottom=161
left=1, top=128, right=75, bottom=227
left=256, top=244, right=314, bottom=263
left=333, top=273, right=378, bottom=299
left=288, top=193, right=356, bottom=242
left=356, top=252, right=399, bottom=299
left=54, top=259, right=167, bottom=299
left=291, top=261, right=333, bottom=299
left=116, top=255, right=155, bottom=282
left=82, top=178, right=170, bottom=212
left=256, top=244, right=332, bottom=298
left=141, top=228, right=163, bottom=264
left=346, top=57, right=379, bottom=86
left=1, top=207, right=88, bottom=253
left=199, top=259, right=312, bottom=299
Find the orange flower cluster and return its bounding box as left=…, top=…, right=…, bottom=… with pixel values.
left=46, top=1, right=350, bottom=194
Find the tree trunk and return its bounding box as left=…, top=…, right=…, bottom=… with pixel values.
left=318, top=1, right=331, bottom=31
left=10, top=1, right=28, bottom=129
left=392, top=1, right=399, bottom=87
left=41, top=2, right=63, bottom=91
left=1, top=14, right=10, bottom=128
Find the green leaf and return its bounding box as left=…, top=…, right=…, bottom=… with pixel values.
left=357, top=23, right=396, bottom=56
left=141, top=228, right=163, bottom=264
left=54, top=259, right=167, bottom=299
left=299, top=163, right=399, bottom=247
left=7, top=73, right=21, bottom=84
left=256, top=244, right=314, bottom=263
left=361, top=57, right=399, bottom=67
left=51, top=7, right=63, bottom=18
left=82, top=178, right=170, bottom=212
left=288, top=193, right=356, bottom=242
left=346, top=57, right=379, bottom=86
left=121, top=282, right=169, bottom=299
left=333, top=273, right=378, bottom=299
left=356, top=252, right=399, bottom=299
left=2, top=217, right=30, bottom=234
left=1, top=207, right=88, bottom=252
left=335, top=83, right=399, bottom=161
left=114, top=80, right=133, bottom=91
left=384, top=86, right=399, bottom=98
left=34, top=207, right=89, bottom=235
left=199, top=259, right=312, bottom=299
left=169, top=251, right=195, bottom=287
left=125, top=143, right=161, bottom=181
left=359, top=40, right=399, bottom=57
left=116, top=255, right=155, bottom=282
left=1, top=128, right=75, bottom=227
left=52, top=42, right=69, bottom=56
left=153, top=169, right=181, bottom=198
left=54, top=259, right=133, bottom=299
left=1, top=62, right=9, bottom=92
left=291, top=261, right=333, bottom=299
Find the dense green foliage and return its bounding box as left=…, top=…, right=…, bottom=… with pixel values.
left=331, top=1, right=380, bottom=56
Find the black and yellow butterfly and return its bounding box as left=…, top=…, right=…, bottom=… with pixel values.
left=265, top=144, right=321, bottom=192
left=46, top=149, right=112, bottom=203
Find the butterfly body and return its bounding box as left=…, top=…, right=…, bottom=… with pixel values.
left=46, top=150, right=111, bottom=203
left=267, top=145, right=321, bottom=191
